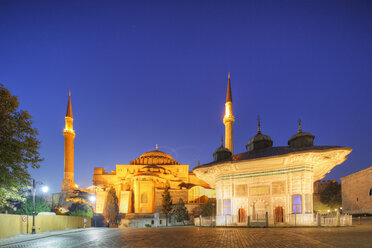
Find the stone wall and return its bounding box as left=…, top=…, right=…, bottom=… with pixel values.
left=341, top=167, right=372, bottom=214
left=0, top=214, right=91, bottom=238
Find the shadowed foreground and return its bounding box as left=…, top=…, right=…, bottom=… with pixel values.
left=1, top=225, right=372, bottom=248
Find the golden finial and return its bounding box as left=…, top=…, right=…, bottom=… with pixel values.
left=298, top=119, right=302, bottom=133
left=257, top=115, right=261, bottom=134
left=228, top=72, right=230, bottom=80
left=198, top=160, right=200, bottom=166
left=69, top=90, right=71, bottom=97
left=156, top=144, right=158, bottom=151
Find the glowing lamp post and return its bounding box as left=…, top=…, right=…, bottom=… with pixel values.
left=42, top=186, right=49, bottom=193
left=32, top=179, right=48, bottom=234
left=89, top=195, right=96, bottom=227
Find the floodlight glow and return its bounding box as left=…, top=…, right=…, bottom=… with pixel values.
left=89, top=196, right=96, bottom=202
left=41, top=186, right=49, bottom=193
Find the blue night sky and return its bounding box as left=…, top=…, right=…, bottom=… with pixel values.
left=1, top=1, right=371, bottom=193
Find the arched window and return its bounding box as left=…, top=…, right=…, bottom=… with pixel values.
left=223, top=199, right=231, bottom=215
left=292, top=195, right=302, bottom=214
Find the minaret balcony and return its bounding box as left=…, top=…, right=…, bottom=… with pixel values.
left=63, top=128, right=76, bottom=136
left=223, top=115, right=235, bottom=124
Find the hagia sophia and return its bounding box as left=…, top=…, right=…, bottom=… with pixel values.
left=56, top=92, right=215, bottom=226
left=55, top=74, right=351, bottom=227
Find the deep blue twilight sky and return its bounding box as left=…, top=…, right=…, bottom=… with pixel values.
left=1, top=0, right=371, bottom=193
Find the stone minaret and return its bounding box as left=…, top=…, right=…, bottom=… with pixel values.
left=62, top=91, right=76, bottom=193
left=223, top=72, right=235, bottom=154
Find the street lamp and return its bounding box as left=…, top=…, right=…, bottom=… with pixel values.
left=42, top=186, right=49, bottom=193
left=89, top=195, right=96, bottom=202
left=32, top=179, right=48, bottom=234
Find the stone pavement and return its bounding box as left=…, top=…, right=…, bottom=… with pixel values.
left=1, top=225, right=372, bottom=248
left=0, top=228, right=92, bottom=247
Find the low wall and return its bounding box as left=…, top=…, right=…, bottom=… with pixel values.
left=194, top=216, right=215, bottom=227
left=212, top=213, right=351, bottom=227
left=0, top=214, right=91, bottom=239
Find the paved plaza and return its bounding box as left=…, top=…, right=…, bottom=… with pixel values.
left=1, top=223, right=372, bottom=248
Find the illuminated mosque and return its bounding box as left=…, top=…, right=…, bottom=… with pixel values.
left=58, top=92, right=214, bottom=224
left=57, top=73, right=351, bottom=226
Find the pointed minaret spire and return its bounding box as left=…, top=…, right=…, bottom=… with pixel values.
left=66, top=90, right=73, bottom=118
left=226, top=72, right=232, bottom=103
left=221, top=136, right=224, bottom=147
left=257, top=115, right=261, bottom=134
left=298, top=119, right=302, bottom=133
left=223, top=72, right=235, bottom=154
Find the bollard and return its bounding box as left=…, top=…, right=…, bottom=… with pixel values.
left=317, top=212, right=321, bottom=227
left=265, top=212, right=268, bottom=227
left=358, top=216, right=361, bottom=225
left=294, top=213, right=297, bottom=227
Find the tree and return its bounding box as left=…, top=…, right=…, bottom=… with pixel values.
left=173, top=198, right=189, bottom=224
left=0, top=84, right=43, bottom=210
left=201, top=200, right=216, bottom=217
left=69, top=202, right=93, bottom=218
left=103, top=187, right=119, bottom=227
left=320, top=181, right=342, bottom=209
left=161, top=186, right=172, bottom=226
left=11, top=195, right=50, bottom=215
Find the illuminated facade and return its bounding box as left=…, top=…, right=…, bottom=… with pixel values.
left=93, top=148, right=215, bottom=214
left=193, top=75, right=352, bottom=226
left=57, top=92, right=214, bottom=219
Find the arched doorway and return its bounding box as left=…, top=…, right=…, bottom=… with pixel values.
left=238, top=208, right=246, bottom=223
left=252, top=200, right=267, bottom=221
left=274, top=206, right=284, bottom=223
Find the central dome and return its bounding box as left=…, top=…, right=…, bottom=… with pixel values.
left=130, top=150, right=180, bottom=165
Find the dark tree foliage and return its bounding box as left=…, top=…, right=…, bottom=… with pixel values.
left=103, top=187, right=119, bottom=227
left=173, top=198, right=189, bottom=224
left=10, top=196, right=50, bottom=215
left=320, top=181, right=342, bottom=208
left=0, top=84, right=43, bottom=209
left=69, top=202, right=93, bottom=218
left=201, top=200, right=216, bottom=217
left=161, top=186, right=172, bottom=226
